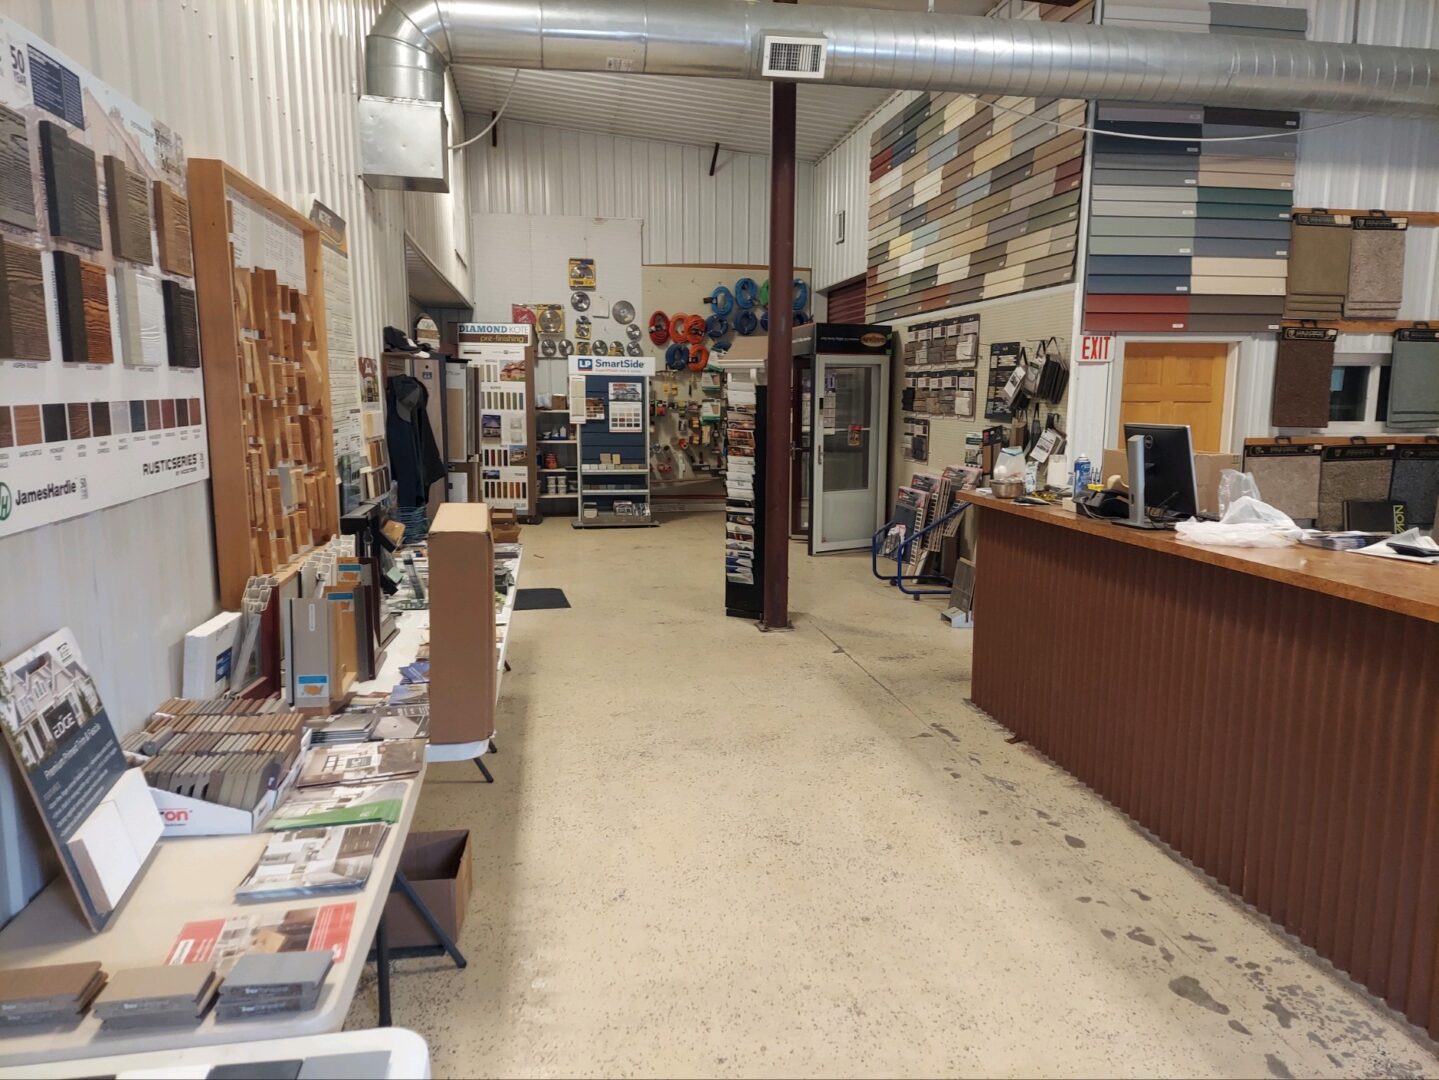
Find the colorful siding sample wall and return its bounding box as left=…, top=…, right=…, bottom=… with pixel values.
left=866, top=3, right=1092, bottom=323
left=1082, top=1, right=1307, bottom=334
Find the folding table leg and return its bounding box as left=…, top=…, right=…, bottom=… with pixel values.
left=375, top=911, right=392, bottom=1027
left=475, top=757, right=494, bottom=783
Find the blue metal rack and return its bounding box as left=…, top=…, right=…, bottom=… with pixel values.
left=870, top=502, right=970, bottom=598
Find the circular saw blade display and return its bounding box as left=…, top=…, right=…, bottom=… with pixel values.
left=570, top=291, right=591, bottom=312
left=536, top=304, right=565, bottom=335
left=611, top=299, right=636, bottom=325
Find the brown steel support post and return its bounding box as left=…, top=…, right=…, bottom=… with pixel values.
left=763, top=69, right=797, bottom=630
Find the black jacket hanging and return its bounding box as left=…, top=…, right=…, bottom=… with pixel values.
left=385, top=374, right=446, bottom=508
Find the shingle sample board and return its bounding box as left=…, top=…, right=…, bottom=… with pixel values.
left=104, top=155, right=154, bottom=266
left=154, top=181, right=193, bottom=278
left=1271, top=329, right=1335, bottom=429
left=1082, top=2, right=1304, bottom=334
left=38, top=119, right=102, bottom=250
left=162, top=280, right=200, bottom=368
left=0, top=104, right=37, bottom=231
left=865, top=1, right=1092, bottom=322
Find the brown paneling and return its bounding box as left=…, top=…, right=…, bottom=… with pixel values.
left=154, top=181, right=194, bottom=278
left=80, top=260, right=113, bottom=364
left=826, top=278, right=866, bottom=324
left=0, top=239, right=50, bottom=360
left=967, top=498, right=1439, bottom=1039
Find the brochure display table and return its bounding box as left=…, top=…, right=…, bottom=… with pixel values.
left=0, top=1026, right=432, bottom=1080
left=0, top=775, right=424, bottom=1068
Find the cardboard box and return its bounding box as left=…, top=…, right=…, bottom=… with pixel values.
left=428, top=504, right=496, bottom=743
left=489, top=508, right=521, bottom=544
left=1102, top=447, right=1240, bottom=517
left=382, top=830, right=473, bottom=949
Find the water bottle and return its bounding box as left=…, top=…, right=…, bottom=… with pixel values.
left=1072, top=455, right=1092, bottom=499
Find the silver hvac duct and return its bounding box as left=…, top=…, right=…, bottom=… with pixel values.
left=360, top=0, right=1439, bottom=189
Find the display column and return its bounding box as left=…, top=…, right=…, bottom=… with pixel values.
left=724, top=366, right=764, bottom=618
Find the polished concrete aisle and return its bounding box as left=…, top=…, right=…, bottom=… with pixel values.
left=347, top=514, right=1438, bottom=1079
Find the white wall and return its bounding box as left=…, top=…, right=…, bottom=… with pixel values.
left=0, top=0, right=463, bottom=924
left=466, top=119, right=815, bottom=268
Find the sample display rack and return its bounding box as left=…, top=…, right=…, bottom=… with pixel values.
left=575, top=374, right=653, bottom=528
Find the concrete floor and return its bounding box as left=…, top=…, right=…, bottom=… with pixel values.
left=347, top=512, right=1439, bottom=1079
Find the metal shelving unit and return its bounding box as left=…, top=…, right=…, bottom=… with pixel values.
left=535, top=407, right=578, bottom=506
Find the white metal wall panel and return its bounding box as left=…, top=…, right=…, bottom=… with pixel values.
left=811, top=92, right=918, bottom=293
left=0, top=0, right=455, bottom=925
left=466, top=119, right=815, bottom=267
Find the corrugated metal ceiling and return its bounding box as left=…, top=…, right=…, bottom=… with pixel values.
left=453, top=68, right=892, bottom=162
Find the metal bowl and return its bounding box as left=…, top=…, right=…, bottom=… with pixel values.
left=990, top=477, right=1025, bottom=499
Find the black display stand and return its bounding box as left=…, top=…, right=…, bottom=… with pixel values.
left=725, top=384, right=765, bottom=619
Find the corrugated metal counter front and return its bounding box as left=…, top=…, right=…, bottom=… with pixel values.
left=957, top=491, right=1439, bottom=1040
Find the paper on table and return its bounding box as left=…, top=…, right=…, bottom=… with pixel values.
left=1352, top=528, right=1439, bottom=563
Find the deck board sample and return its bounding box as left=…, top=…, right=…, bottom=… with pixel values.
left=103, top=156, right=154, bottom=265
left=52, top=250, right=88, bottom=362
left=865, top=1, right=1091, bottom=321
left=162, top=280, right=200, bottom=368
left=0, top=407, right=10, bottom=448
left=153, top=182, right=193, bottom=277
left=1083, top=2, right=1304, bottom=333
left=66, top=401, right=91, bottom=440
left=0, top=239, right=51, bottom=360
left=38, top=120, right=102, bottom=249
left=13, top=404, right=42, bottom=445
left=0, top=104, right=37, bottom=230
left=80, top=260, right=113, bottom=364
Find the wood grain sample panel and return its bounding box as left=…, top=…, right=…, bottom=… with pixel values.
left=162, top=279, right=200, bottom=368
left=1082, top=4, right=1302, bottom=334
left=0, top=104, right=36, bottom=230
left=153, top=181, right=193, bottom=277
left=0, top=238, right=50, bottom=360
left=80, top=259, right=113, bottom=363
left=38, top=119, right=102, bottom=250
left=115, top=266, right=169, bottom=367
left=865, top=3, right=1091, bottom=322
left=52, top=249, right=88, bottom=362
left=104, top=155, right=154, bottom=265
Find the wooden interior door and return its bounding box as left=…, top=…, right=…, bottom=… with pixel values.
left=1119, top=342, right=1229, bottom=451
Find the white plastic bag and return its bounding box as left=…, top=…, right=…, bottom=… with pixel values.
left=1216, top=469, right=1261, bottom=518
left=993, top=447, right=1026, bottom=481
left=1174, top=495, right=1303, bottom=548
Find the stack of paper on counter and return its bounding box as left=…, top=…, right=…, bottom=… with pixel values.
left=298, top=739, right=425, bottom=788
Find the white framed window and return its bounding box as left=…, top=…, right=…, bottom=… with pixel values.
left=1326, top=353, right=1394, bottom=435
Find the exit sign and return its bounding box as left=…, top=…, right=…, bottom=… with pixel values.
left=1079, top=335, right=1114, bottom=364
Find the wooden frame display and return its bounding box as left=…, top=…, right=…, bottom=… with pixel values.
left=188, top=159, right=337, bottom=608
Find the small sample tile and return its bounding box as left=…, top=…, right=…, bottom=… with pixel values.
left=162, top=280, right=200, bottom=368
left=189, top=398, right=201, bottom=425
left=0, top=239, right=51, bottom=361
left=66, top=401, right=91, bottom=440
left=90, top=401, right=111, bottom=438
left=0, top=406, right=11, bottom=448
left=161, top=398, right=176, bottom=429
left=38, top=119, right=102, bottom=249
left=0, top=104, right=36, bottom=230
left=110, top=400, right=130, bottom=435
left=14, top=404, right=42, bottom=445
left=52, top=250, right=88, bottom=362
left=153, top=182, right=193, bottom=278
left=175, top=398, right=188, bottom=426
left=42, top=402, right=68, bottom=443
left=103, top=156, right=153, bottom=265
left=130, top=399, right=147, bottom=432
left=80, top=260, right=114, bottom=364
left=146, top=399, right=162, bottom=430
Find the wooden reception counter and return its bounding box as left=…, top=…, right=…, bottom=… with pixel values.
left=956, top=491, right=1439, bottom=1038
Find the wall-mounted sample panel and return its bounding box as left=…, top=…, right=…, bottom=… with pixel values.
left=0, top=103, right=36, bottom=230
left=162, top=280, right=200, bottom=368
left=865, top=1, right=1092, bottom=323
left=1083, top=2, right=1306, bottom=334
left=188, top=158, right=336, bottom=607
left=154, top=181, right=194, bottom=278
left=0, top=238, right=49, bottom=360
left=37, top=119, right=102, bottom=250
left=103, top=155, right=154, bottom=266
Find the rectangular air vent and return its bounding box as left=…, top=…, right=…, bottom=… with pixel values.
left=762, top=35, right=828, bottom=80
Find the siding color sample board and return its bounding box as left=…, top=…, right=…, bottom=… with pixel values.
left=80, top=260, right=114, bottom=364
left=153, top=182, right=194, bottom=278
left=162, top=281, right=200, bottom=368
left=0, top=239, right=50, bottom=361
left=38, top=120, right=103, bottom=250
left=1271, top=336, right=1334, bottom=428
left=53, top=249, right=89, bottom=362
left=103, top=156, right=154, bottom=266
left=0, top=104, right=36, bottom=230
left=1083, top=2, right=1303, bottom=334
left=866, top=1, right=1092, bottom=321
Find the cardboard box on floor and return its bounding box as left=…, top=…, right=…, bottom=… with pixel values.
left=382, top=830, right=473, bottom=949
left=1102, top=447, right=1240, bottom=517
left=428, top=503, right=497, bottom=743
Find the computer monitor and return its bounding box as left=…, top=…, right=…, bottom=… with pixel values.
left=1121, top=423, right=1199, bottom=527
